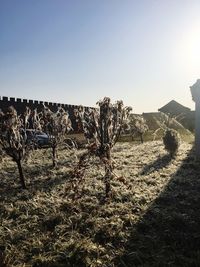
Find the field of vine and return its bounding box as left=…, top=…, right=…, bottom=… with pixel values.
left=1, top=140, right=200, bottom=267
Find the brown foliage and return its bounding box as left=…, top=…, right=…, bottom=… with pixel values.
left=39, top=105, right=73, bottom=166
left=73, top=97, right=132, bottom=198
left=0, top=106, right=30, bottom=188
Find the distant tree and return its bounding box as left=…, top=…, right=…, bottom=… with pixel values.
left=153, top=113, right=180, bottom=157
left=39, top=105, right=73, bottom=167
left=73, top=97, right=132, bottom=198
left=163, top=128, right=180, bottom=157
left=128, top=115, right=149, bottom=143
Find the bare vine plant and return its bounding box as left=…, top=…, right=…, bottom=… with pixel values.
left=73, top=97, right=132, bottom=198
left=153, top=112, right=180, bottom=157
left=39, top=105, right=73, bottom=167
left=128, top=114, right=149, bottom=143
left=0, top=106, right=33, bottom=188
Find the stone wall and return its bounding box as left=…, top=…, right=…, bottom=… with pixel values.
left=0, top=96, right=92, bottom=132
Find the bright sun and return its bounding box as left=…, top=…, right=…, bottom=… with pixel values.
left=180, top=22, right=200, bottom=68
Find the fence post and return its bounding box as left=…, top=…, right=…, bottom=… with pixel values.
left=190, top=79, right=200, bottom=159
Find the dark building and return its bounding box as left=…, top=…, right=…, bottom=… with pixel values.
left=158, top=100, right=191, bottom=115
left=158, top=100, right=194, bottom=132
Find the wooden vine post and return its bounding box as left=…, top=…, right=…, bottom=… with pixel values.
left=190, top=79, right=200, bottom=159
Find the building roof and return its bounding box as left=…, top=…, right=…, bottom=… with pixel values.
left=158, top=100, right=191, bottom=115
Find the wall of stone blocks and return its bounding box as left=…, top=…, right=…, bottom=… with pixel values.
left=0, top=96, right=92, bottom=132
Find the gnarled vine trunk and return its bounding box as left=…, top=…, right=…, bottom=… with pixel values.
left=16, top=159, right=26, bottom=189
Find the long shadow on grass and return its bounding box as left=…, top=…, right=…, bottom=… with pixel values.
left=116, top=146, right=200, bottom=267
left=140, top=154, right=172, bottom=175
left=0, top=162, right=72, bottom=201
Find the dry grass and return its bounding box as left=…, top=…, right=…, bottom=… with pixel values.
left=0, top=141, right=200, bottom=267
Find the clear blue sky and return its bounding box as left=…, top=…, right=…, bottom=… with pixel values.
left=0, top=0, right=200, bottom=113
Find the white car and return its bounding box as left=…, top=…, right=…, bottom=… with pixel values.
left=25, top=129, right=52, bottom=148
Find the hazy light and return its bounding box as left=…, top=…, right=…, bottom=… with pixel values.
left=178, top=20, right=200, bottom=72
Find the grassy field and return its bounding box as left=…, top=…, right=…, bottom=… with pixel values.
left=0, top=140, right=200, bottom=267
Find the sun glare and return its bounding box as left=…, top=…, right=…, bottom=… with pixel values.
left=179, top=22, right=200, bottom=68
